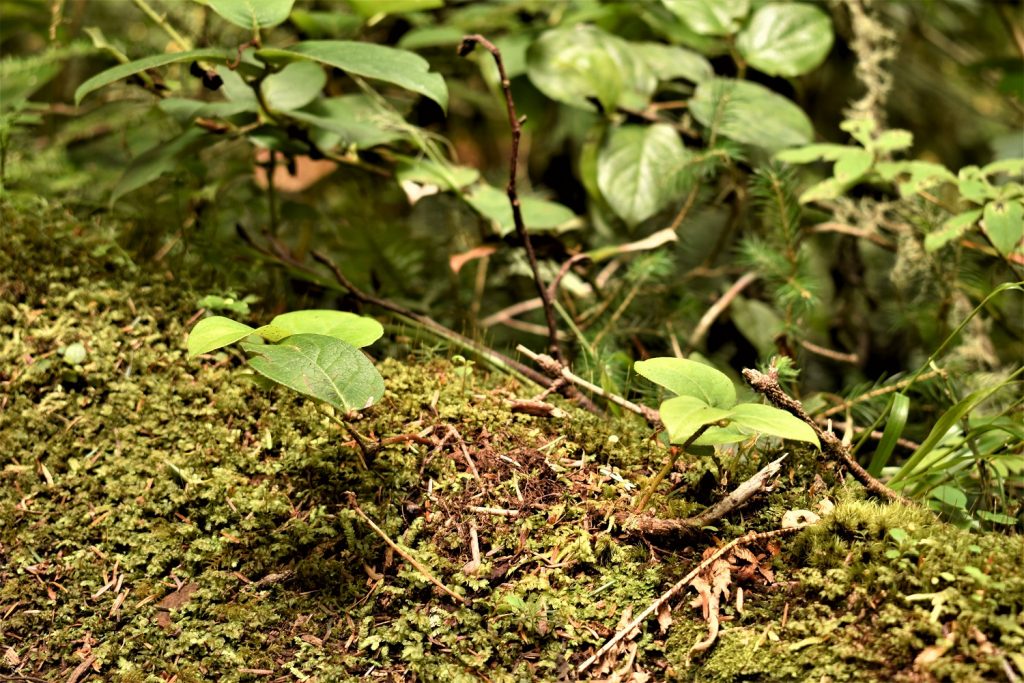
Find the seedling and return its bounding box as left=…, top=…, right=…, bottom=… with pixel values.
left=633, top=357, right=820, bottom=511
left=187, top=310, right=385, bottom=464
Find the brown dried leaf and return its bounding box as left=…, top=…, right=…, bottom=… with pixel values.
left=656, top=602, right=673, bottom=634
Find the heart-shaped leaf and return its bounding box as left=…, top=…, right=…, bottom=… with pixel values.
left=729, top=403, right=820, bottom=447
left=635, top=357, right=736, bottom=408
left=659, top=395, right=734, bottom=444
left=660, top=0, right=750, bottom=36
left=266, top=310, right=384, bottom=348
left=241, top=334, right=384, bottom=411
left=597, top=124, right=694, bottom=226
left=188, top=316, right=256, bottom=358
left=736, top=3, right=834, bottom=77
left=982, top=199, right=1024, bottom=256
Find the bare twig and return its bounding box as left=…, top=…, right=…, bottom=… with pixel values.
left=811, top=222, right=895, bottom=250
left=618, top=455, right=787, bottom=535
left=798, top=339, right=859, bottom=365
left=516, top=344, right=659, bottom=424
left=578, top=526, right=810, bottom=673
left=819, top=368, right=946, bottom=418
left=686, top=272, right=759, bottom=352
left=459, top=34, right=562, bottom=362
left=742, top=368, right=910, bottom=504
left=346, top=493, right=467, bottom=604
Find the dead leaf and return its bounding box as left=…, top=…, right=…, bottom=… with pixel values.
left=656, top=602, right=673, bottom=634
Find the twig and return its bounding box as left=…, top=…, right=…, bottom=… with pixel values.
left=742, top=368, right=910, bottom=504
left=811, top=222, right=895, bottom=250
left=346, top=493, right=467, bottom=604
left=577, top=526, right=809, bottom=673
left=798, top=339, right=859, bottom=365
left=468, top=506, right=520, bottom=517
left=686, top=272, right=758, bottom=352
left=997, top=2, right=1024, bottom=61
left=516, top=344, right=659, bottom=424
left=635, top=424, right=715, bottom=512
left=447, top=426, right=481, bottom=481
left=459, top=34, right=562, bottom=362
left=131, top=0, right=192, bottom=51
left=617, top=455, right=787, bottom=535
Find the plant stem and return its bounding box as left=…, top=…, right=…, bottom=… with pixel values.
left=131, top=0, right=192, bottom=51
left=635, top=423, right=714, bottom=512
left=459, top=34, right=562, bottom=363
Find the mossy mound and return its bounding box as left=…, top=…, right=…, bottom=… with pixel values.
left=2, top=199, right=1022, bottom=682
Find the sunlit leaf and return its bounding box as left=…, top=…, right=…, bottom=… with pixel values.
left=982, top=199, right=1024, bottom=255
left=729, top=403, right=820, bottom=447
left=660, top=0, right=749, bottom=36
left=736, top=3, right=833, bottom=77
left=205, top=0, right=295, bottom=29
left=188, top=316, right=256, bottom=357
left=659, top=395, right=734, bottom=444
left=266, top=310, right=383, bottom=348
left=634, top=357, right=736, bottom=408
left=691, top=78, right=813, bottom=151
left=241, top=333, right=384, bottom=411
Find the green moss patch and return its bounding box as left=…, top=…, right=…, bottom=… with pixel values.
left=2, top=199, right=1022, bottom=681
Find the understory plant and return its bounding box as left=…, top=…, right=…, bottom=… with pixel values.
left=633, top=357, right=820, bottom=510
left=187, top=308, right=385, bottom=415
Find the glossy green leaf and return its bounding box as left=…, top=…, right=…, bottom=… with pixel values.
left=659, top=395, right=734, bottom=444
left=597, top=124, right=693, bottom=226
left=691, top=78, right=813, bottom=151
left=930, top=485, right=967, bottom=509
left=924, top=209, right=982, bottom=252
left=634, top=357, right=736, bottom=408
left=205, top=0, right=295, bottom=29
left=465, top=184, right=577, bottom=238
left=736, top=3, right=833, bottom=77
left=633, top=42, right=713, bottom=83
left=258, top=41, right=448, bottom=112
left=396, top=157, right=480, bottom=191
left=261, top=60, right=325, bottom=111
left=241, top=334, right=384, bottom=411
left=982, top=199, right=1024, bottom=255
left=729, top=403, right=820, bottom=447
left=267, top=310, right=383, bottom=348
left=660, top=0, right=749, bottom=36
left=345, top=0, right=442, bottom=18
left=111, top=128, right=207, bottom=205
left=526, top=25, right=656, bottom=112
left=188, top=316, right=256, bottom=358
left=74, top=48, right=234, bottom=105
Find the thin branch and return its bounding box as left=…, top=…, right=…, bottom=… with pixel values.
left=819, top=368, right=946, bottom=418
left=742, top=368, right=911, bottom=504
left=459, top=34, right=562, bottom=362
left=799, top=339, right=859, bottom=365
left=577, top=526, right=810, bottom=674
left=686, top=272, right=758, bottom=352
left=618, top=454, right=786, bottom=535
left=811, top=222, right=896, bottom=250
left=517, top=344, right=659, bottom=424
left=346, top=493, right=467, bottom=605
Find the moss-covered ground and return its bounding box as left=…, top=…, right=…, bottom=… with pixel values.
left=2, top=199, right=1022, bottom=682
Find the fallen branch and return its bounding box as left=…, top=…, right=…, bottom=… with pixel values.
left=618, top=455, right=786, bottom=535
left=742, top=368, right=910, bottom=504
left=578, top=525, right=810, bottom=674
left=459, top=34, right=562, bottom=363
left=346, top=493, right=468, bottom=605
left=686, top=272, right=758, bottom=352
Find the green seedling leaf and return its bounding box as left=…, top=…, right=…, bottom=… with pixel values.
left=188, top=316, right=256, bottom=358
left=729, top=403, right=820, bottom=447
left=982, top=199, right=1024, bottom=255
left=888, top=528, right=909, bottom=543
left=267, top=310, right=384, bottom=348
left=205, top=0, right=295, bottom=29
left=526, top=25, right=655, bottom=112
left=956, top=165, right=991, bottom=203
left=257, top=41, right=448, bottom=112
left=736, top=2, right=833, bottom=77
left=241, top=334, right=384, bottom=411
left=659, top=395, right=734, bottom=444
left=465, top=183, right=577, bottom=237
left=261, top=60, right=326, bottom=111
left=597, top=123, right=694, bottom=226
left=691, top=78, right=813, bottom=151
left=834, top=148, right=873, bottom=183
left=74, top=48, right=234, bottom=105
left=924, top=209, right=982, bottom=252
left=867, top=393, right=910, bottom=476
left=660, top=0, right=750, bottom=36
left=876, top=161, right=957, bottom=197
left=873, top=129, right=913, bottom=152
left=634, top=357, right=736, bottom=408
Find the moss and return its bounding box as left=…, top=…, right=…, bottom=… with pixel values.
left=2, top=198, right=1022, bottom=681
